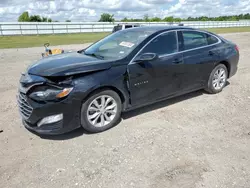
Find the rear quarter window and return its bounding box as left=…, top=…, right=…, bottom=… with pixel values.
left=207, top=34, right=219, bottom=45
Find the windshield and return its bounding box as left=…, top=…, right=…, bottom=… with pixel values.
left=84, top=30, right=154, bottom=60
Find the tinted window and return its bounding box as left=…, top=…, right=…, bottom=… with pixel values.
left=182, top=31, right=208, bottom=50
left=207, top=34, right=219, bottom=45
left=125, top=25, right=133, bottom=29
left=141, top=31, right=178, bottom=55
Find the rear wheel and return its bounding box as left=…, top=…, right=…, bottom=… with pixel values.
left=81, top=90, right=122, bottom=133
left=206, top=64, right=228, bottom=94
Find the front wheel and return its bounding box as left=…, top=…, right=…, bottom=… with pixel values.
left=205, top=64, right=228, bottom=94
left=81, top=90, right=122, bottom=133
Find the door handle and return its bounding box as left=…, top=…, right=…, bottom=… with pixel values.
left=173, top=58, right=183, bottom=64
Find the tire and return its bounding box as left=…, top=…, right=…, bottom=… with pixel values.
left=205, top=64, right=228, bottom=94
left=81, top=90, right=122, bottom=133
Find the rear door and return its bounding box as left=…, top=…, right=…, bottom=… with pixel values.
left=178, top=30, right=221, bottom=91
left=128, top=31, right=185, bottom=106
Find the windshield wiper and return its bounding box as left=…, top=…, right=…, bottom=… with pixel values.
left=84, top=52, right=104, bottom=60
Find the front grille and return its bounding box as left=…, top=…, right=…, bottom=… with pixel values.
left=17, top=92, right=33, bottom=119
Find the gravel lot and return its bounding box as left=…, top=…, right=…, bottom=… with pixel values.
left=0, top=33, right=250, bottom=188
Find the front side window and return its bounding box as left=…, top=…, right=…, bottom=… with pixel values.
left=182, top=31, right=208, bottom=50
left=84, top=30, right=154, bottom=60
left=140, top=31, right=178, bottom=56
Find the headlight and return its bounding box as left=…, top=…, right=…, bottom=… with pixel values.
left=29, top=87, right=73, bottom=101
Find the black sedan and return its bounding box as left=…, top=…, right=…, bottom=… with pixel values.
left=18, top=26, right=239, bottom=135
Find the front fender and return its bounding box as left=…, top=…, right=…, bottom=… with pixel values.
left=72, top=65, right=130, bottom=111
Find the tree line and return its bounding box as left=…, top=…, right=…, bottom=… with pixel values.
left=18, top=11, right=71, bottom=22
left=18, top=12, right=53, bottom=22
left=120, top=14, right=250, bottom=22
left=18, top=12, right=250, bottom=23
left=98, top=13, right=250, bottom=22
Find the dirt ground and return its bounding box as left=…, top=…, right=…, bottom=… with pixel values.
left=0, top=33, right=250, bottom=188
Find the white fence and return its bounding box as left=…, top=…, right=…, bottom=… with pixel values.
left=0, top=21, right=250, bottom=36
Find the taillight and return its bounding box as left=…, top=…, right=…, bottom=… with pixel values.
left=235, top=45, right=239, bottom=52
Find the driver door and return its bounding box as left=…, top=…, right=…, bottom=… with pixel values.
left=128, top=31, right=184, bottom=107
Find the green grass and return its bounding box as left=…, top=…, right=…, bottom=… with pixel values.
left=1, top=27, right=250, bottom=49
left=0, top=32, right=110, bottom=49
left=204, top=27, right=250, bottom=33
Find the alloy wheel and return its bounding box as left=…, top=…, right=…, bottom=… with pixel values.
left=87, top=95, right=117, bottom=127
left=212, top=68, right=226, bottom=90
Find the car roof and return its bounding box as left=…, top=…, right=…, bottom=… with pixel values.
left=125, top=26, right=194, bottom=33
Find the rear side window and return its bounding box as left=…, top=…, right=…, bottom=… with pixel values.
left=182, top=31, right=208, bottom=50
left=141, top=31, right=178, bottom=55
left=207, top=34, right=219, bottom=45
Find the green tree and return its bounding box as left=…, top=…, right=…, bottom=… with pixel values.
left=121, top=17, right=129, bottom=22
left=42, top=17, right=48, bottom=22
left=150, top=17, right=161, bottom=22
left=99, top=13, right=115, bottom=22
left=164, top=16, right=174, bottom=22
left=29, top=15, right=42, bottom=22
left=143, top=14, right=149, bottom=22
left=230, top=16, right=238, bottom=21
left=173, top=17, right=182, bottom=22
left=18, top=11, right=30, bottom=22
left=18, top=12, right=53, bottom=22
left=244, top=13, right=250, bottom=19
left=200, top=16, right=209, bottom=21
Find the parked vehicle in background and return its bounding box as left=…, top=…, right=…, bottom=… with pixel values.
left=18, top=26, right=239, bottom=135
left=112, top=24, right=141, bottom=33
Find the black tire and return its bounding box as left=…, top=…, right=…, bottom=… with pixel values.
left=81, top=90, right=122, bottom=133
left=205, top=64, right=228, bottom=94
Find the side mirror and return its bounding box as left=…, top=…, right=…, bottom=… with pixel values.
left=134, top=53, right=158, bottom=62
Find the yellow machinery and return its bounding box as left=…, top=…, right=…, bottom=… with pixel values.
left=41, top=43, right=64, bottom=57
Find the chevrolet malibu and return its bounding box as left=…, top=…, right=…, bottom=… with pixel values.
left=18, top=26, right=239, bottom=135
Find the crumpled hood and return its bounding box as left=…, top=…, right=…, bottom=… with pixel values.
left=28, top=52, right=112, bottom=77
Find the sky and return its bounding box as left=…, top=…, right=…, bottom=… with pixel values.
left=0, top=0, right=250, bottom=22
